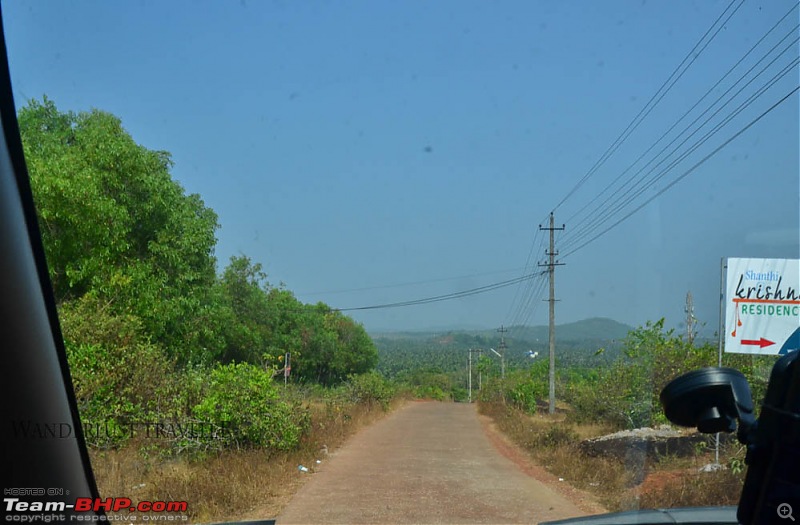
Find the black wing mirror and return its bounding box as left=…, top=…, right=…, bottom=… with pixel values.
left=660, top=350, right=800, bottom=525
left=659, top=367, right=756, bottom=442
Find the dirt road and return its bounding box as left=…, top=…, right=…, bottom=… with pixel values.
left=278, top=401, right=596, bottom=524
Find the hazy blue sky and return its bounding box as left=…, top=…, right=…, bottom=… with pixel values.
left=4, top=0, right=798, bottom=335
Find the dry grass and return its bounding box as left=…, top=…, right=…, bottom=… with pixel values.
left=479, top=402, right=745, bottom=512
left=89, top=399, right=404, bottom=523
left=535, top=445, right=634, bottom=510
left=626, top=467, right=743, bottom=509
left=479, top=402, right=631, bottom=509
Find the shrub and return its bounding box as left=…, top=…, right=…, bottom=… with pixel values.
left=477, top=366, right=548, bottom=414
left=192, top=363, right=309, bottom=452
left=347, top=371, right=396, bottom=410
left=505, top=370, right=547, bottom=414
left=60, top=296, right=175, bottom=447
left=564, top=319, right=720, bottom=430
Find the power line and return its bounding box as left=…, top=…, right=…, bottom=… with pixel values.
left=560, top=22, right=800, bottom=251
left=504, top=222, right=544, bottom=322
left=514, top=271, right=549, bottom=329
left=298, top=266, right=530, bottom=296
left=310, top=2, right=794, bottom=322
left=561, top=55, right=799, bottom=254
left=553, top=0, right=745, bottom=213
left=505, top=218, right=550, bottom=328
left=561, top=4, right=799, bottom=241
left=561, top=84, right=799, bottom=258
left=336, top=271, right=541, bottom=311
left=502, top=1, right=794, bottom=346
left=509, top=235, right=552, bottom=328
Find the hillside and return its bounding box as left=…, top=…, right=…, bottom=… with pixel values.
left=496, top=317, right=633, bottom=343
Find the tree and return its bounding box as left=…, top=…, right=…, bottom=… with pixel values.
left=217, top=255, right=272, bottom=363
left=19, top=97, right=220, bottom=361
left=20, top=96, right=380, bottom=379
left=286, top=306, right=377, bottom=385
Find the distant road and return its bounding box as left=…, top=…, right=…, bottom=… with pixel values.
left=278, top=401, right=596, bottom=524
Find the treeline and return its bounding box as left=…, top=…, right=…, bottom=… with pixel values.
left=19, top=98, right=379, bottom=451
left=374, top=330, right=619, bottom=401
left=480, top=319, right=772, bottom=430
left=377, top=319, right=772, bottom=431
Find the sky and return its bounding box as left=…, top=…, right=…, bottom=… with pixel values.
left=4, top=0, right=798, bottom=335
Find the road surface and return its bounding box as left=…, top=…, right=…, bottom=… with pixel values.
left=278, top=401, right=597, bottom=524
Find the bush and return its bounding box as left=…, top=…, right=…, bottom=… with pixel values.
left=60, top=296, right=175, bottom=447
left=413, top=384, right=449, bottom=401
left=192, top=363, right=309, bottom=452
left=506, top=369, right=547, bottom=414
left=563, top=319, right=720, bottom=430
left=477, top=366, right=548, bottom=414
left=347, top=371, right=396, bottom=410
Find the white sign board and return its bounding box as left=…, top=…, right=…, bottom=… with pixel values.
left=725, top=258, right=800, bottom=355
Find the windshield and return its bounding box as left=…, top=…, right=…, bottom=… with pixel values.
left=4, top=1, right=799, bottom=523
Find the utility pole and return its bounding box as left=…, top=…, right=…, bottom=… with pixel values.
left=539, top=212, right=565, bottom=415
left=478, top=349, right=482, bottom=391
left=468, top=349, right=472, bottom=403
left=497, top=325, right=508, bottom=379
left=468, top=348, right=484, bottom=401
left=685, top=291, right=696, bottom=345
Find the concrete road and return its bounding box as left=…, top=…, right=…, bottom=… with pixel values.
left=278, top=401, right=595, bottom=524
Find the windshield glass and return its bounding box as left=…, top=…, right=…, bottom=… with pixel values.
left=4, top=1, right=799, bottom=523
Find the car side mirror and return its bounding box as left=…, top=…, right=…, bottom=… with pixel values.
left=659, top=367, right=756, bottom=441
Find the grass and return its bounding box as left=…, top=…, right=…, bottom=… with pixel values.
left=479, top=401, right=745, bottom=512
left=89, top=398, right=405, bottom=523
left=629, top=468, right=744, bottom=509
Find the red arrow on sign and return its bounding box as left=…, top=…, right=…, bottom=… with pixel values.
left=741, top=338, right=775, bottom=348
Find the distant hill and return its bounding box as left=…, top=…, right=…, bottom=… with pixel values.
left=497, top=317, right=633, bottom=343
left=371, top=317, right=632, bottom=344
left=372, top=317, right=634, bottom=377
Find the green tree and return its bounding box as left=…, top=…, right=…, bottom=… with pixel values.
left=19, top=97, right=220, bottom=361
left=21, top=96, right=380, bottom=380
left=293, top=307, right=377, bottom=385
left=217, top=255, right=273, bottom=363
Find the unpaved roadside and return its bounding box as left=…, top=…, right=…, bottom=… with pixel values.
left=277, top=401, right=602, bottom=524
left=477, top=412, right=607, bottom=516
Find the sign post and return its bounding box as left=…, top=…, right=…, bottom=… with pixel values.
left=724, top=258, right=800, bottom=356
left=715, top=258, right=727, bottom=464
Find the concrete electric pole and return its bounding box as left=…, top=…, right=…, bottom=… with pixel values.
left=497, top=325, right=507, bottom=379
left=539, top=212, right=565, bottom=415
left=685, top=291, right=696, bottom=345
left=468, top=349, right=472, bottom=403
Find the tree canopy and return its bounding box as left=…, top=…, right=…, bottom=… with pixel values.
left=19, top=97, right=377, bottom=380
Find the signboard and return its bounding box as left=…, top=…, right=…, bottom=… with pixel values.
left=725, top=258, right=800, bottom=355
